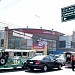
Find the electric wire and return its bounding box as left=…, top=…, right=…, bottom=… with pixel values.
left=0, top=0, right=22, bottom=12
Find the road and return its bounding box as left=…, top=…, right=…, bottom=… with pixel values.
left=0, top=66, right=75, bottom=75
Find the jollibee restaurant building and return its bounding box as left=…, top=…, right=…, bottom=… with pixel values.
left=2, top=27, right=64, bottom=55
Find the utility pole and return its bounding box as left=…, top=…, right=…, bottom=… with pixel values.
left=52, top=29, right=54, bottom=51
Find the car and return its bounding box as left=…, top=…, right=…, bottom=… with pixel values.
left=24, top=55, right=63, bottom=71
left=56, top=54, right=66, bottom=66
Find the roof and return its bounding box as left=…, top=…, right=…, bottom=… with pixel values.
left=9, top=28, right=65, bottom=36
left=50, top=50, right=64, bottom=54
left=5, top=49, right=36, bottom=52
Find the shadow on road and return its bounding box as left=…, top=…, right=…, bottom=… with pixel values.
left=64, top=66, right=72, bottom=69
left=0, top=68, right=63, bottom=73
left=0, top=68, right=26, bottom=73
left=25, top=68, right=63, bottom=73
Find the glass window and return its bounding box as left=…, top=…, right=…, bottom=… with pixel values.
left=15, top=38, right=21, bottom=48
left=8, top=34, right=32, bottom=50
left=43, top=56, right=51, bottom=61
left=23, top=52, right=27, bottom=56
left=59, top=41, right=66, bottom=48
left=14, top=52, right=21, bottom=56
left=9, top=38, right=15, bottom=49
left=1, top=39, right=4, bottom=47
left=71, top=41, right=75, bottom=48
left=48, top=56, right=55, bottom=61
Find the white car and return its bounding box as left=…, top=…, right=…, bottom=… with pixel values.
left=56, top=54, right=66, bottom=66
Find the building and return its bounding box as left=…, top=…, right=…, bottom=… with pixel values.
left=0, top=27, right=64, bottom=55
left=59, top=32, right=75, bottom=52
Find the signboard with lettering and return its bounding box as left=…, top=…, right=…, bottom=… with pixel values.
left=32, top=38, right=47, bottom=49
left=13, top=30, right=33, bottom=39
left=61, top=4, right=75, bottom=22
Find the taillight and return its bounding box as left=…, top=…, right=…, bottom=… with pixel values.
left=36, top=60, right=40, bottom=64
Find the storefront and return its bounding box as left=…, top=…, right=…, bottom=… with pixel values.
left=2, top=27, right=64, bottom=55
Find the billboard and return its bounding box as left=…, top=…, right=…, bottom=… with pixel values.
left=32, top=38, right=47, bottom=49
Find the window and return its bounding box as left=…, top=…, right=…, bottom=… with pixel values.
left=71, top=41, right=75, bottom=48
left=1, top=39, right=4, bottom=47
left=47, top=40, right=56, bottom=49
left=14, top=52, right=21, bottom=56
left=48, top=56, right=55, bottom=61
left=43, top=56, right=51, bottom=61
left=23, top=52, right=27, bottom=56
left=59, top=41, right=66, bottom=48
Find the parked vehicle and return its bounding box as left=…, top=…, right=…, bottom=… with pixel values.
left=0, top=49, right=36, bottom=69
left=0, top=51, right=9, bottom=66
left=24, top=55, right=63, bottom=71
left=64, top=51, right=75, bottom=67
left=56, top=54, right=66, bottom=66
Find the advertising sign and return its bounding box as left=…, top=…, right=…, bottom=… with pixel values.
left=33, top=44, right=45, bottom=49
left=32, top=38, right=46, bottom=49
left=13, top=30, right=33, bottom=39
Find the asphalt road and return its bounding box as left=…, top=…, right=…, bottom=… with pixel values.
left=0, top=66, right=75, bottom=75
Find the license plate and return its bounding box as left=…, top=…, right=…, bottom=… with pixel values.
left=29, top=62, right=33, bottom=64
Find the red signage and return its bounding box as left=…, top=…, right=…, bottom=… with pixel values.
left=15, top=29, right=58, bottom=36
left=32, top=44, right=45, bottom=49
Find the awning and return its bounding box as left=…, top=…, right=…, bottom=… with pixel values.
left=50, top=50, right=64, bottom=54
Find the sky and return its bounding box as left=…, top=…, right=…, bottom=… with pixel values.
left=0, top=0, right=75, bottom=35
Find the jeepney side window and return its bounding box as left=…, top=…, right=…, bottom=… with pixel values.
left=23, top=52, right=27, bottom=57
left=14, top=52, right=21, bottom=57
left=17, top=52, right=21, bottom=56
left=14, top=52, right=17, bottom=56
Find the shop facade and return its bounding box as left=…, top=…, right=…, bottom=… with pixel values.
left=0, top=27, right=64, bottom=55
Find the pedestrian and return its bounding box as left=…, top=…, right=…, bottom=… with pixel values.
left=71, top=55, right=75, bottom=71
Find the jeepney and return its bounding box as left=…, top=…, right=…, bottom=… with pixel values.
left=0, top=49, right=36, bottom=69
left=64, top=51, right=75, bottom=67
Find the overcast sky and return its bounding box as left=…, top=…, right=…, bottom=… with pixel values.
left=0, top=0, right=75, bottom=35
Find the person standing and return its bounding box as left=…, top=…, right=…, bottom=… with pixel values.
left=71, top=55, right=75, bottom=71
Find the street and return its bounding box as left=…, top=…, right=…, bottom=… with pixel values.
left=0, top=66, right=75, bottom=75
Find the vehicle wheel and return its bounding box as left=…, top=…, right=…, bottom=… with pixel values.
left=58, top=65, right=62, bottom=70
left=30, top=68, right=34, bottom=71
left=22, top=66, right=25, bottom=69
left=13, top=67, right=17, bottom=69
left=22, top=65, right=26, bottom=69
left=0, top=57, right=7, bottom=65
left=43, top=65, right=48, bottom=71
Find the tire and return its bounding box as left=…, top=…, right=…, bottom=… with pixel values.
left=43, top=65, right=48, bottom=71
left=13, top=67, right=17, bottom=69
left=0, top=57, right=7, bottom=66
left=30, top=68, right=34, bottom=71
left=22, top=65, right=26, bottom=69
left=58, top=64, right=62, bottom=70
